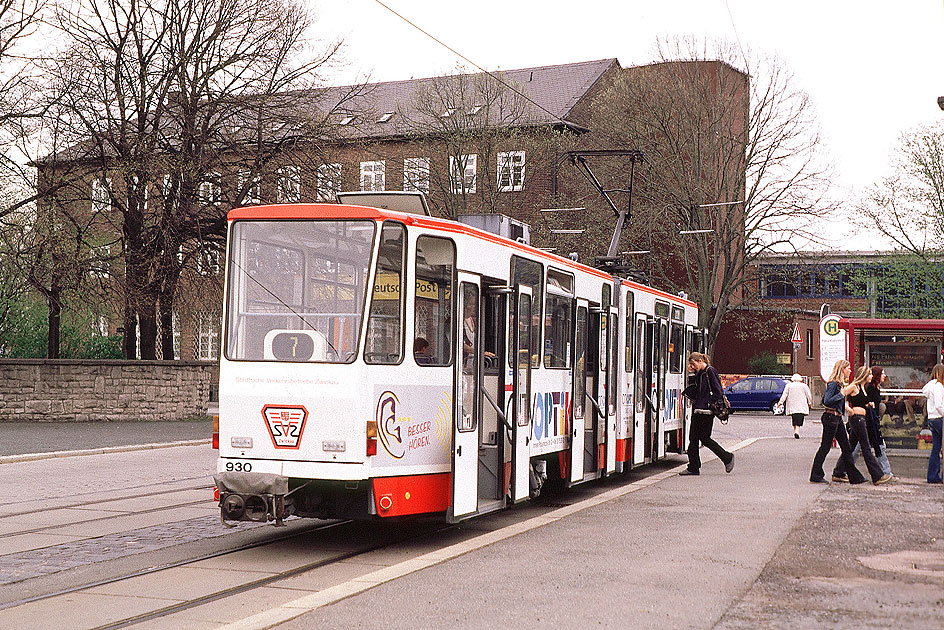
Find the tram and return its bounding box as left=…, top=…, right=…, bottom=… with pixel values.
left=213, top=192, right=703, bottom=525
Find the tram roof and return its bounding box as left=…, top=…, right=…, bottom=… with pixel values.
left=229, top=202, right=615, bottom=281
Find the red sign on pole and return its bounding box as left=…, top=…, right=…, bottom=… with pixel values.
left=791, top=322, right=802, bottom=344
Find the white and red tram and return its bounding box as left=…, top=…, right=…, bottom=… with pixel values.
left=213, top=194, right=703, bottom=524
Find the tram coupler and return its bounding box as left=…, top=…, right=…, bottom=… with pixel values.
left=214, top=472, right=291, bottom=526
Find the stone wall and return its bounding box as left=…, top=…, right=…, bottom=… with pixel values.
left=0, top=359, right=218, bottom=422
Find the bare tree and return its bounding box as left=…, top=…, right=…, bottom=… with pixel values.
left=39, top=0, right=347, bottom=359
left=856, top=121, right=944, bottom=255
left=589, top=38, right=834, bottom=345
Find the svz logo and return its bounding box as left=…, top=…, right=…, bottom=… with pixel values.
left=262, top=405, right=308, bottom=449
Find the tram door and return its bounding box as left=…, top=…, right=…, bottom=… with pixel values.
left=639, top=317, right=660, bottom=463
left=569, top=301, right=589, bottom=484
left=451, top=274, right=482, bottom=521
left=510, top=286, right=532, bottom=503
left=605, top=305, right=619, bottom=475
left=655, top=319, right=668, bottom=459
left=633, top=316, right=649, bottom=464
left=584, top=308, right=604, bottom=476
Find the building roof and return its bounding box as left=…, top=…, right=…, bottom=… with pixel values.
left=37, top=58, right=620, bottom=166
left=318, top=58, right=619, bottom=140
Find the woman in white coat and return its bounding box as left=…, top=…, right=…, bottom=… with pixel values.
left=779, top=374, right=812, bottom=439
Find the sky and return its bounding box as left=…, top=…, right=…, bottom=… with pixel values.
left=311, top=1, right=944, bottom=246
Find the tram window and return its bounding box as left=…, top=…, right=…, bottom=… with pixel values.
left=544, top=270, right=574, bottom=369
left=608, top=309, right=618, bottom=414
left=224, top=220, right=374, bottom=363
left=672, top=306, right=685, bottom=321
left=459, top=283, right=478, bottom=432
left=365, top=223, right=405, bottom=364
left=414, top=236, right=455, bottom=367
left=543, top=294, right=573, bottom=368
left=624, top=294, right=634, bottom=372
left=510, top=257, right=543, bottom=368
left=669, top=322, right=684, bottom=373
left=483, top=290, right=502, bottom=373
left=573, top=307, right=587, bottom=419
left=655, top=301, right=670, bottom=318
left=635, top=319, right=646, bottom=413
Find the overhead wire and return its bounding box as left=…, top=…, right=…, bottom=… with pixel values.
left=369, top=0, right=570, bottom=125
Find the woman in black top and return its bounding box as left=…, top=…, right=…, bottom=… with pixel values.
left=680, top=352, right=734, bottom=476
left=833, top=366, right=892, bottom=485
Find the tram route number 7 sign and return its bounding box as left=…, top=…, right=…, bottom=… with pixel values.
left=262, top=404, right=308, bottom=449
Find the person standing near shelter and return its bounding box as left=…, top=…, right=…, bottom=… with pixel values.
left=779, top=373, right=812, bottom=439
left=810, top=360, right=867, bottom=484
left=833, top=366, right=892, bottom=485
left=680, top=352, right=734, bottom=476
left=864, top=366, right=893, bottom=476
left=921, top=363, right=944, bottom=484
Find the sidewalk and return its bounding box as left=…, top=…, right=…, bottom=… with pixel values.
left=0, top=420, right=211, bottom=458
left=257, top=435, right=942, bottom=630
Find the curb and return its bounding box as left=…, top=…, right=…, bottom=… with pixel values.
left=0, top=439, right=211, bottom=465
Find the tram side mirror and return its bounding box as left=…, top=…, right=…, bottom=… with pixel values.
left=263, top=329, right=328, bottom=361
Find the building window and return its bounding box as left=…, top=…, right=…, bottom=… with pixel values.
left=377, top=112, right=394, bottom=123
left=198, top=174, right=221, bottom=207
left=89, top=244, right=110, bottom=278
left=317, top=163, right=341, bottom=201
left=761, top=264, right=867, bottom=299
left=276, top=166, right=300, bottom=203
left=197, top=310, right=221, bottom=360
left=91, top=177, right=111, bottom=213
left=805, top=328, right=813, bottom=360
left=360, top=160, right=385, bottom=191
left=450, top=154, right=476, bottom=194
left=172, top=311, right=180, bottom=361
left=403, top=157, right=430, bottom=194
left=196, top=244, right=221, bottom=276
left=238, top=169, right=261, bottom=205
left=498, top=151, right=525, bottom=192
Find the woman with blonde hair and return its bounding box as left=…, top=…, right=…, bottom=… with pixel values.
left=833, top=366, right=892, bottom=485
left=921, top=363, right=944, bottom=484
left=681, top=352, right=735, bottom=476
left=810, top=360, right=867, bottom=484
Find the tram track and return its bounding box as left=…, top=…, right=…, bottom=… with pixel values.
left=2, top=496, right=213, bottom=538
left=1, top=516, right=458, bottom=629
left=3, top=477, right=211, bottom=517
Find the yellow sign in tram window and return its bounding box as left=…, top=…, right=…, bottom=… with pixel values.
left=373, top=273, right=401, bottom=300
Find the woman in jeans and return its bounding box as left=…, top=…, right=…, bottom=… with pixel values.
left=921, top=363, right=944, bottom=484
left=680, top=352, right=734, bottom=476
left=833, top=366, right=892, bottom=485
left=810, top=360, right=866, bottom=484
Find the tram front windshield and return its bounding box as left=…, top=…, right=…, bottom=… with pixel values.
left=225, top=219, right=376, bottom=363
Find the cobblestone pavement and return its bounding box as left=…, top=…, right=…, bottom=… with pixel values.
left=0, top=515, right=266, bottom=585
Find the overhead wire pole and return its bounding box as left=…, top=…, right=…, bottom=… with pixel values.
left=566, top=150, right=645, bottom=268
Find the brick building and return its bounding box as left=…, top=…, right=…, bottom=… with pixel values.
left=39, top=58, right=751, bottom=362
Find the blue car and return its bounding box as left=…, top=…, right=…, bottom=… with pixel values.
left=724, top=376, right=787, bottom=413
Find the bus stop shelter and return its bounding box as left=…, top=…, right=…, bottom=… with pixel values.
left=838, top=318, right=944, bottom=448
